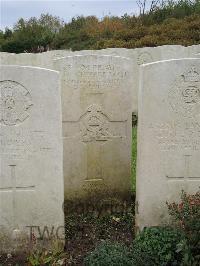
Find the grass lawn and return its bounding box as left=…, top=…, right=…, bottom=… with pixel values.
left=131, top=127, right=137, bottom=193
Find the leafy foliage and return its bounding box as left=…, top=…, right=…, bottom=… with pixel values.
left=130, top=227, right=184, bottom=266
left=0, top=14, right=63, bottom=53
left=84, top=227, right=183, bottom=266
left=0, top=1, right=199, bottom=53
left=27, top=240, right=65, bottom=266
left=167, top=190, right=200, bottom=265
left=131, top=126, right=137, bottom=192
left=84, top=241, right=133, bottom=266
left=84, top=191, right=200, bottom=266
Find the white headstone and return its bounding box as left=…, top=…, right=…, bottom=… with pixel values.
left=54, top=55, right=133, bottom=205
left=0, top=65, right=64, bottom=252
left=0, top=50, right=73, bottom=69
left=131, top=45, right=200, bottom=113
left=1, top=45, right=200, bottom=114
left=92, top=45, right=199, bottom=113
left=136, top=58, right=200, bottom=230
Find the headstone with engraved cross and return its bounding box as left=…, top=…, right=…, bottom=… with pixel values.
left=0, top=165, right=35, bottom=229
left=136, top=58, right=200, bottom=230
left=0, top=65, right=64, bottom=252
left=54, top=55, right=133, bottom=205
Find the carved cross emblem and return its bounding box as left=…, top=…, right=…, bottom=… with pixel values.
left=166, top=155, right=200, bottom=182
left=0, top=165, right=35, bottom=227
left=63, top=104, right=127, bottom=182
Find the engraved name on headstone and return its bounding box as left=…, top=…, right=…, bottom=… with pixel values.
left=0, top=66, right=64, bottom=252
left=54, top=55, right=133, bottom=204
left=136, top=58, right=200, bottom=230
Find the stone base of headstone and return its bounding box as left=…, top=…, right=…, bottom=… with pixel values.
left=0, top=226, right=65, bottom=254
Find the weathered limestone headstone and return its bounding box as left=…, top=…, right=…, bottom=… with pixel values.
left=186, top=44, right=200, bottom=57
left=54, top=55, right=133, bottom=207
left=0, top=66, right=64, bottom=252
left=0, top=50, right=73, bottom=69
left=136, top=58, right=200, bottom=230
left=132, top=46, right=200, bottom=113
left=1, top=45, right=200, bottom=114
left=93, top=45, right=199, bottom=113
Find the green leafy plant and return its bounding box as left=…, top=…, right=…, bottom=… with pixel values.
left=84, top=241, right=133, bottom=266
left=27, top=240, right=65, bottom=266
left=130, top=226, right=183, bottom=266
left=131, top=126, right=137, bottom=192
left=84, top=227, right=183, bottom=266
left=167, top=189, right=200, bottom=265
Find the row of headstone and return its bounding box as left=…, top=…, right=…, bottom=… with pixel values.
left=0, top=54, right=134, bottom=252
left=1, top=45, right=200, bottom=113
left=0, top=45, right=200, bottom=252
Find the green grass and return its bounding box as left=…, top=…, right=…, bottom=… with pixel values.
left=131, top=127, right=137, bottom=192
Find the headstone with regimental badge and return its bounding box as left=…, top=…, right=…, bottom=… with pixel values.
left=136, top=58, right=200, bottom=230
left=0, top=65, right=64, bottom=252
left=54, top=55, right=133, bottom=206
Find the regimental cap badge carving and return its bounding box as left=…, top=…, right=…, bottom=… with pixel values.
left=182, top=67, right=200, bottom=82
left=0, top=80, right=33, bottom=126
left=137, top=52, right=153, bottom=65
left=168, top=66, right=200, bottom=118
left=80, top=104, right=112, bottom=142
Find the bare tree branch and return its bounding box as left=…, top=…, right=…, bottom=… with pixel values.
left=136, top=0, right=147, bottom=15
left=137, top=0, right=165, bottom=15
left=150, top=0, right=162, bottom=12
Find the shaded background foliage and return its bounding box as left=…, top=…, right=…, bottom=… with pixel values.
left=0, top=0, right=199, bottom=53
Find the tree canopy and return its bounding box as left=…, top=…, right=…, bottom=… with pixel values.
left=0, top=0, right=199, bottom=53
